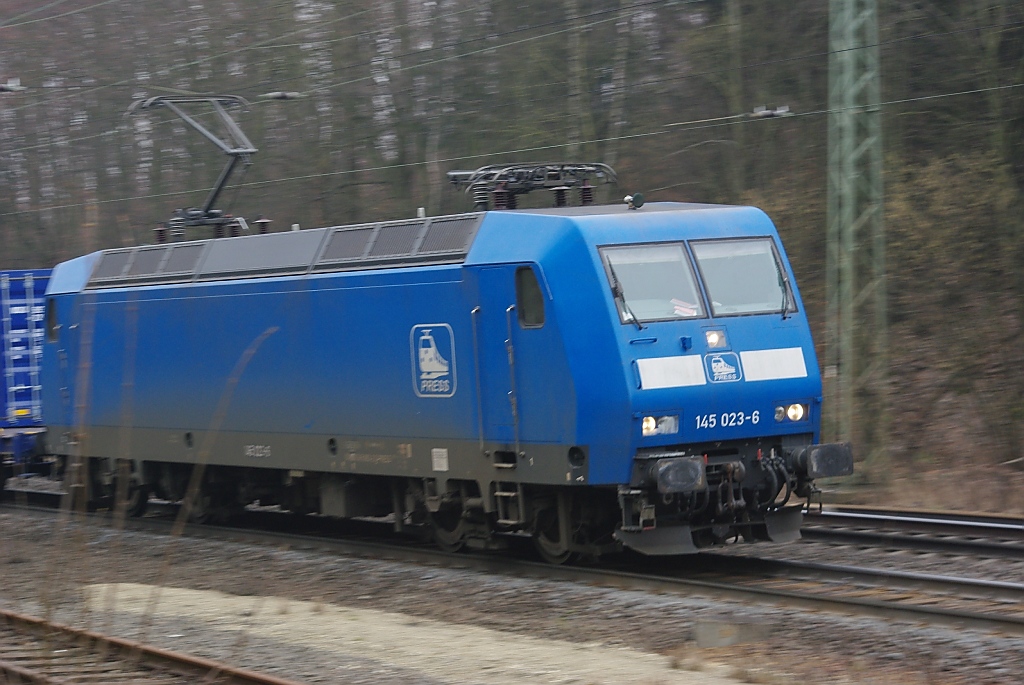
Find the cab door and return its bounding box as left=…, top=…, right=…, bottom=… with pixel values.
left=471, top=263, right=555, bottom=451
left=473, top=266, right=516, bottom=446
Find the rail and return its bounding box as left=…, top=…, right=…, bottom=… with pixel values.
left=802, top=505, right=1024, bottom=558
left=0, top=607, right=310, bottom=685
left=3, top=498, right=1021, bottom=637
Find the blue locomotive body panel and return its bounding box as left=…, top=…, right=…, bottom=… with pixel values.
left=48, top=266, right=481, bottom=439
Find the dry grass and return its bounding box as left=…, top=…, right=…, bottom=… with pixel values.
left=840, top=462, right=1024, bottom=516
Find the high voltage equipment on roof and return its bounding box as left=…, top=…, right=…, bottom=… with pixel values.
left=447, top=163, right=617, bottom=211
left=128, top=95, right=262, bottom=240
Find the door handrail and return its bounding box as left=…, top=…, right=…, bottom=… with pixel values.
left=471, top=306, right=485, bottom=455
left=505, top=305, right=521, bottom=460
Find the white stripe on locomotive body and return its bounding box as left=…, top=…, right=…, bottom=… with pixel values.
left=637, top=347, right=808, bottom=389
left=636, top=355, right=707, bottom=390
left=739, top=347, right=808, bottom=382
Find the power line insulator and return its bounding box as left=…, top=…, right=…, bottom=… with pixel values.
left=580, top=180, right=594, bottom=206
left=552, top=186, right=569, bottom=207
left=472, top=183, right=490, bottom=211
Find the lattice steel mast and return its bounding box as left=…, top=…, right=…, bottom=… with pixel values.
left=825, top=0, right=888, bottom=471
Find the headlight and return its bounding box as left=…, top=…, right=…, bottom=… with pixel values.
left=775, top=403, right=809, bottom=422
left=705, top=329, right=727, bottom=349
left=642, top=415, right=679, bottom=436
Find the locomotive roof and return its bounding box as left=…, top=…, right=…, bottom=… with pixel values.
left=47, top=202, right=764, bottom=295
left=69, top=212, right=485, bottom=291
left=509, top=202, right=728, bottom=216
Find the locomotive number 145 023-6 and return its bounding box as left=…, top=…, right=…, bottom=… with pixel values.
left=694, top=411, right=760, bottom=429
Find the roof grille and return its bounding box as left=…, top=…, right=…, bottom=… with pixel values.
left=84, top=212, right=484, bottom=289
left=368, top=221, right=423, bottom=257
left=419, top=216, right=478, bottom=254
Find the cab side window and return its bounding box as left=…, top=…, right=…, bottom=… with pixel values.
left=515, top=266, right=545, bottom=328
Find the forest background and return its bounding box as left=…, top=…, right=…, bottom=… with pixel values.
left=1, top=0, right=1022, bottom=511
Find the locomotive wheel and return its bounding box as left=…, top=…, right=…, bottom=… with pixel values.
left=187, top=493, right=244, bottom=524
left=533, top=507, right=576, bottom=565
left=123, top=483, right=149, bottom=518
left=186, top=492, right=214, bottom=524
left=430, top=508, right=466, bottom=553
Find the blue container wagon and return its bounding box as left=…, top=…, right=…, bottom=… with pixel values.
left=1, top=269, right=50, bottom=471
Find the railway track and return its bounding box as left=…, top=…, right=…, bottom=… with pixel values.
left=0, top=607, right=308, bottom=685
left=3, top=496, right=1021, bottom=638
left=681, top=553, right=1024, bottom=630
left=196, top=519, right=1024, bottom=636
left=802, top=505, right=1024, bottom=558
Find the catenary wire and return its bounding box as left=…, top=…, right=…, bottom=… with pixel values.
left=243, top=0, right=682, bottom=94
left=1, top=5, right=1020, bottom=215
left=442, top=17, right=1024, bottom=117
left=2, top=80, right=1020, bottom=219
left=4, top=6, right=1020, bottom=147
left=0, top=0, right=117, bottom=29
left=1, top=0, right=672, bottom=115
left=0, top=0, right=74, bottom=28
left=0, top=0, right=691, bottom=153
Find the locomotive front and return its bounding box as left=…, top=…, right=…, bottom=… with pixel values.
left=570, top=204, right=854, bottom=554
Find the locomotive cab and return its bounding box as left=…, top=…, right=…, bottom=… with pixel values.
left=584, top=206, right=852, bottom=552
left=460, top=201, right=853, bottom=556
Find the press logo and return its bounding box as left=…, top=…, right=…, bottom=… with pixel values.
left=411, top=324, right=457, bottom=398
left=705, top=352, right=742, bottom=383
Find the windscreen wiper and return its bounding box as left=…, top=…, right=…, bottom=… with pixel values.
left=607, top=261, right=644, bottom=330
left=777, top=265, right=791, bottom=320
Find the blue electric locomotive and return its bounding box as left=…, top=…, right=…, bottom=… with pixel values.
left=40, top=190, right=852, bottom=559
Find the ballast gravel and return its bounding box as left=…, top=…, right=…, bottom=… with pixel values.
left=0, top=508, right=1020, bottom=685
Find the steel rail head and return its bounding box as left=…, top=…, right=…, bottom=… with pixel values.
left=0, top=607, right=308, bottom=685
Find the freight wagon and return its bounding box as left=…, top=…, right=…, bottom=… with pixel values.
left=1, top=269, right=49, bottom=474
